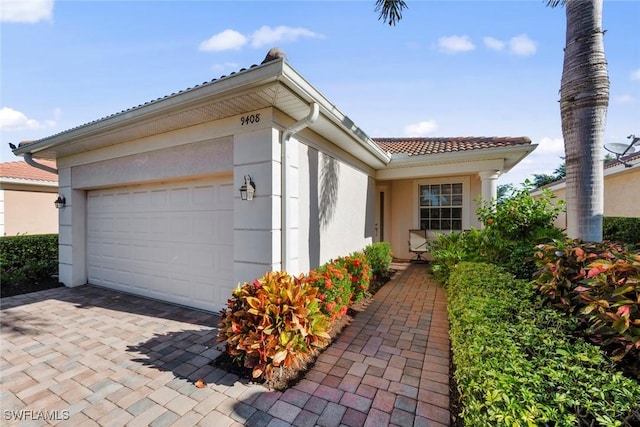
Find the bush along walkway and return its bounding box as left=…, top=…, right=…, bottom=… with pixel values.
left=264, top=263, right=451, bottom=427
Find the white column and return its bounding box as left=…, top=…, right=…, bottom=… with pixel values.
left=233, top=127, right=281, bottom=286
left=478, top=170, right=500, bottom=204
left=58, top=167, right=87, bottom=287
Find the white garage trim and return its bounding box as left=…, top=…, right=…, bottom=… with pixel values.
left=87, top=176, right=233, bottom=312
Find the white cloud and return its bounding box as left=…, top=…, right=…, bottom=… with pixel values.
left=0, top=0, right=53, bottom=23
left=437, top=35, right=475, bottom=54
left=404, top=120, right=438, bottom=136
left=199, top=29, right=247, bottom=52
left=509, top=34, right=537, bottom=56
left=199, top=25, right=323, bottom=52
left=250, top=25, right=323, bottom=48
left=631, top=68, right=640, bottom=81
left=483, top=36, right=505, bottom=52
left=614, top=94, right=635, bottom=104
left=0, top=107, right=56, bottom=130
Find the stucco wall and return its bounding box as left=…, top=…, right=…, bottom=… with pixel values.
left=386, top=175, right=480, bottom=260
left=296, top=144, right=374, bottom=273
left=2, top=188, right=58, bottom=236
left=604, top=168, right=640, bottom=217
left=537, top=166, right=640, bottom=230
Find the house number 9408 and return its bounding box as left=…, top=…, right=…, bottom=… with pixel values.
left=240, top=114, right=260, bottom=125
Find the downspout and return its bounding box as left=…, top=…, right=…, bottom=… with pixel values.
left=281, top=102, right=319, bottom=271
left=24, top=152, right=58, bottom=175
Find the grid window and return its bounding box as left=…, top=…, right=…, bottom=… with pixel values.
left=419, top=183, right=463, bottom=231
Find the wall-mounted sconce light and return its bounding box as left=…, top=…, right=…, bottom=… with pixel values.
left=239, top=175, right=256, bottom=201
left=54, top=194, right=66, bottom=209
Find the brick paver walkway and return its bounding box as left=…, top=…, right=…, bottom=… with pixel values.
left=0, top=263, right=449, bottom=426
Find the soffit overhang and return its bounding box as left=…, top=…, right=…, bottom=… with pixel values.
left=376, top=144, right=537, bottom=180
left=12, top=60, right=390, bottom=168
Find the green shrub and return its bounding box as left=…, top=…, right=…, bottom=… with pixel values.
left=305, top=262, right=352, bottom=324
left=535, top=240, right=640, bottom=361
left=603, top=217, right=640, bottom=244
left=363, top=242, right=393, bottom=278
left=428, top=231, right=477, bottom=283
left=448, top=262, right=640, bottom=426
left=0, top=234, right=58, bottom=286
left=476, top=184, right=565, bottom=279
left=336, top=252, right=371, bottom=304
left=217, top=271, right=330, bottom=380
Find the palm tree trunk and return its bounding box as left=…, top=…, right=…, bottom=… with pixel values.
left=561, top=0, right=609, bottom=242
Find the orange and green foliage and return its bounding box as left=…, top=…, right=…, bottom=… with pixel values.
left=535, top=240, right=640, bottom=361
left=217, top=271, right=331, bottom=380
left=305, top=263, right=352, bottom=324
left=336, top=252, right=372, bottom=304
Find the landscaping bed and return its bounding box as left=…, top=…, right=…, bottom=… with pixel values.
left=447, top=261, right=640, bottom=426
left=212, top=273, right=392, bottom=391
left=214, top=242, right=394, bottom=390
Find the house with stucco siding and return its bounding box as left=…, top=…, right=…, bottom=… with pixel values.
left=11, top=56, right=536, bottom=313
left=531, top=152, right=640, bottom=230
left=0, top=160, right=58, bottom=236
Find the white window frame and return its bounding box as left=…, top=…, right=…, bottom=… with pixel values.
left=413, top=176, right=470, bottom=239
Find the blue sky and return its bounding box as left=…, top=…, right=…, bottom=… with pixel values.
left=1, top=0, right=639, bottom=186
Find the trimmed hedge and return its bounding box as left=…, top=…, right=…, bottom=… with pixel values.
left=0, top=234, right=58, bottom=286
left=448, top=262, right=640, bottom=426
left=603, top=217, right=640, bottom=244
left=363, top=242, right=393, bottom=278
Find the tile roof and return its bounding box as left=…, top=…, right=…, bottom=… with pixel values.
left=605, top=150, right=640, bottom=169
left=0, top=161, right=58, bottom=182
left=533, top=151, right=640, bottom=190
left=15, top=64, right=264, bottom=151
left=372, top=137, right=532, bottom=156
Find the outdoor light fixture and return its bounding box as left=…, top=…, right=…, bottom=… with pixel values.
left=54, top=194, right=66, bottom=209
left=604, top=134, right=639, bottom=168
left=239, top=175, right=256, bottom=201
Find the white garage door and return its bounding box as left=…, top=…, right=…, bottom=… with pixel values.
left=87, top=177, right=234, bottom=312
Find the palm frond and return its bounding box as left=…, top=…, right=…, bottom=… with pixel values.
left=546, top=0, right=565, bottom=8
left=375, top=0, right=408, bottom=26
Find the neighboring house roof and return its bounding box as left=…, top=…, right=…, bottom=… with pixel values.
left=531, top=151, right=640, bottom=194
left=373, top=137, right=531, bottom=156
left=0, top=160, right=58, bottom=183
left=604, top=151, right=640, bottom=170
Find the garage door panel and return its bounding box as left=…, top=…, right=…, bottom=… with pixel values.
left=88, top=177, right=233, bottom=312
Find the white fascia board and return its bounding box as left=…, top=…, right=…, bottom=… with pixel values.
left=13, top=61, right=285, bottom=157
left=0, top=178, right=58, bottom=187
left=279, top=62, right=391, bottom=166
left=377, top=158, right=505, bottom=180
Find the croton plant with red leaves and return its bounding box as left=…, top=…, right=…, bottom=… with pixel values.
left=535, top=240, right=640, bottom=361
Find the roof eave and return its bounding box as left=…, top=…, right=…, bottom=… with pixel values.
left=386, top=143, right=537, bottom=168
left=12, top=61, right=286, bottom=158
left=278, top=62, right=391, bottom=167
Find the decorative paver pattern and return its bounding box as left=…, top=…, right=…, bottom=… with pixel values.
left=0, top=263, right=449, bottom=426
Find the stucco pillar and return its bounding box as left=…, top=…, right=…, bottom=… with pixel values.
left=58, top=167, right=87, bottom=287
left=233, top=125, right=281, bottom=286
left=478, top=170, right=500, bottom=204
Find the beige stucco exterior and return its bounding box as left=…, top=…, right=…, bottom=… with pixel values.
left=377, top=173, right=485, bottom=260
left=533, top=161, right=640, bottom=230
left=0, top=183, right=58, bottom=236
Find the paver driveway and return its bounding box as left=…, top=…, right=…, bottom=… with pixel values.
left=0, top=263, right=450, bottom=426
